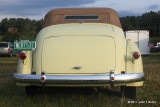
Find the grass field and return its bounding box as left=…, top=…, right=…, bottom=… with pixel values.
left=0, top=54, right=159, bottom=107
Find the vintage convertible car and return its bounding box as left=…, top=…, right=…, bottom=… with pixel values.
left=13, top=8, right=144, bottom=98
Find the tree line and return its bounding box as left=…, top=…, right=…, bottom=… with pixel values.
left=120, top=11, right=160, bottom=37
left=0, top=10, right=160, bottom=42
left=0, top=18, right=43, bottom=42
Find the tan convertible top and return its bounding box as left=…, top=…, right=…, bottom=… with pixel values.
left=43, top=8, right=122, bottom=28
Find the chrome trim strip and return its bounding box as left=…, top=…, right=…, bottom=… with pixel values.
left=13, top=73, right=145, bottom=84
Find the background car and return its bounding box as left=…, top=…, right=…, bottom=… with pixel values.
left=0, top=42, right=14, bottom=57
left=149, top=42, right=160, bottom=52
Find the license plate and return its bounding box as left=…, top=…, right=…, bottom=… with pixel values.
left=14, top=40, right=36, bottom=51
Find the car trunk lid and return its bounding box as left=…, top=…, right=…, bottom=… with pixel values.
left=42, top=36, right=115, bottom=74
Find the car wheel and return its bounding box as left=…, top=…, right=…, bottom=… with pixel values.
left=121, top=86, right=137, bottom=99
left=25, top=86, right=42, bottom=96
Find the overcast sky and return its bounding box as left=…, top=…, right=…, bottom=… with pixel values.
left=0, top=0, right=160, bottom=21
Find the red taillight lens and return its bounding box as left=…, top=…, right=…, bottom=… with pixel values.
left=41, top=77, right=45, bottom=81
left=19, top=52, right=26, bottom=60
left=111, top=77, right=114, bottom=81
left=150, top=45, right=154, bottom=47
left=8, top=48, right=11, bottom=52
left=133, top=52, right=140, bottom=59
left=41, top=75, right=46, bottom=82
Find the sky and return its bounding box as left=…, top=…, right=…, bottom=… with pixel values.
left=0, top=0, right=160, bottom=21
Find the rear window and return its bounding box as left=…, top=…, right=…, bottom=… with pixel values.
left=64, top=15, right=99, bottom=20
left=0, top=43, right=8, bottom=47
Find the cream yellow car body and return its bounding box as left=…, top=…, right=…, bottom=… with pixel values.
left=15, top=23, right=144, bottom=87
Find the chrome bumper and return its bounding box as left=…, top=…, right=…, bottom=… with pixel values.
left=13, top=73, right=145, bottom=84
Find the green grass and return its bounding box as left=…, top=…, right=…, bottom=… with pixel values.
left=0, top=54, right=159, bottom=107
left=0, top=56, right=18, bottom=62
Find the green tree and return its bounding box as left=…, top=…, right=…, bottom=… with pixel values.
left=0, top=18, right=44, bottom=42
left=120, top=11, right=160, bottom=37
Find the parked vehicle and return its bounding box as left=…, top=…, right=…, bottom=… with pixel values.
left=13, top=8, right=144, bottom=98
left=0, top=42, right=14, bottom=57
left=149, top=42, right=160, bottom=52
left=125, top=30, right=150, bottom=55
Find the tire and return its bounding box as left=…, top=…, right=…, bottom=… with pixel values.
left=25, top=86, right=42, bottom=96
left=121, top=86, right=137, bottom=99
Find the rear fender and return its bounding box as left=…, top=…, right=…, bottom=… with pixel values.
left=17, top=51, right=32, bottom=74
left=126, top=39, right=143, bottom=74
left=126, top=39, right=143, bottom=86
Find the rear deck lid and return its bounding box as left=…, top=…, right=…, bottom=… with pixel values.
left=42, top=36, right=115, bottom=74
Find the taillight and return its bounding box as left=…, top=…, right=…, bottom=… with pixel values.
left=41, top=75, right=46, bottom=82
left=19, top=52, right=26, bottom=60
left=110, top=70, right=115, bottom=82
left=41, top=71, right=46, bottom=82
left=150, top=45, right=154, bottom=47
left=8, top=48, right=11, bottom=52
left=133, top=52, right=140, bottom=59
left=110, top=77, right=115, bottom=81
